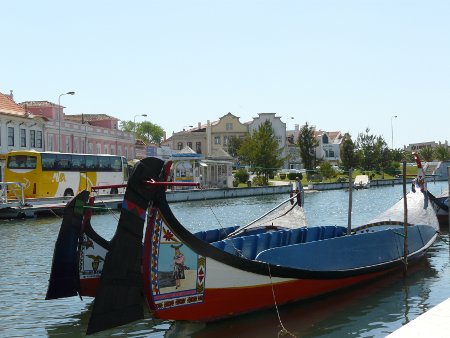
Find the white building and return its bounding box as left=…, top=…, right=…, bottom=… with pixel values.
left=248, top=113, right=288, bottom=167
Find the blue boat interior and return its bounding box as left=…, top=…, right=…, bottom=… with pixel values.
left=207, top=225, right=348, bottom=260
left=193, top=225, right=240, bottom=243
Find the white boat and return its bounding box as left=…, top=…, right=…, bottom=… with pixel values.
left=353, top=175, right=370, bottom=189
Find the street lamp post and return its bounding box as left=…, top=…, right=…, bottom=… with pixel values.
left=133, top=114, right=147, bottom=158
left=58, top=91, right=75, bottom=152
left=391, top=115, right=398, bottom=149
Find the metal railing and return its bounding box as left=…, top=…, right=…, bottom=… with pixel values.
left=0, top=182, right=25, bottom=206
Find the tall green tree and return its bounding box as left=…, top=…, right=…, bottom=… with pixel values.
left=297, top=122, right=318, bottom=172
left=227, top=136, right=245, bottom=158
left=237, top=120, right=286, bottom=185
left=120, top=120, right=165, bottom=144
left=339, top=133, right=359, bottom=170
left=136, top=121, right=165, bottom=144
left=119, top=120, right=136, bottom=133
left=418, top=147, right=434, bottom=162
left=356, top=128, right=377, bottom=170
left=356, top=128, right=388, bottom=171
left=434, top=145, right=450, bottom=161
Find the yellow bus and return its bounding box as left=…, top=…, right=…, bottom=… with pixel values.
left=4, top=150, right=129, bottom=198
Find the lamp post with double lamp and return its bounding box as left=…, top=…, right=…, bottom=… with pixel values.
left=133, top=114, right=147, bottom=158
left=391, top=115, right=398, bottom=149
left=58, top=91, right=75, bottom=152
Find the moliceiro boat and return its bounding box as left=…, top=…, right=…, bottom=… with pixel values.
left=45, top=157, right=439, bottom=335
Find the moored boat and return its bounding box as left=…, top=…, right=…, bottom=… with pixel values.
left=427, top=190, right=449, bottom=226
left=45, top=156, right=439, bottom=335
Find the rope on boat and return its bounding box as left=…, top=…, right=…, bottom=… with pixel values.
left=94, top=195, right=120, bottom=222
left=266, top=263, right=296, bottom=338
left=48, top=208, right=61, bottom=219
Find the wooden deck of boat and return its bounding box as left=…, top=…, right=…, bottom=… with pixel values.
left=387, top=297, right=450, bottom=337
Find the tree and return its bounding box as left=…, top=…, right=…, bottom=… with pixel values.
left=339, top=133, right=359, bottom=170
left=297, top=122, right=318, bottom=173
left=119, top=120, right=136, bottom=133
left=237, top=120, right=286, bottom=185
left=319, top=162, right=335, bottom=181
left=356, top=128, right=377, bottom=171
left=136, top=121, right=165, bottom=144
left=120, top=120, right=165, bottom=144
left=418, top=147, right=434, bottom=162
left=227, top=136, right=245, bottom=158
left=434, top=145, right=450, bottom=161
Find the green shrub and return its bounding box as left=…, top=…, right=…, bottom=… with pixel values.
left=234, top=169, right=249, bottom=184
left=232, top=179, right=239, bottom=187
left=279, top=174, right=286, bottom=180
left=252, top=175, right=265, bottom=186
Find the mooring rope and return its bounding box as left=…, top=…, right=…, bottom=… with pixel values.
left=265, top=263, right=297, bottom=337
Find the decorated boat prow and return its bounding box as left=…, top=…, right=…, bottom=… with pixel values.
left=86, top=157, right=171, bottom=334
left=46, top=190, right=90, bottom=300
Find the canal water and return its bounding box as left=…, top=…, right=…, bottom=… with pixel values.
left=0, top=181, right=448, bottom=338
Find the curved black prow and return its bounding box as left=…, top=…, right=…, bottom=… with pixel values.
left=86, top=157, right=168, bottom=335
left=46, top=190, right=90, bottom=300
left=427, top=191, right=449, bottom=213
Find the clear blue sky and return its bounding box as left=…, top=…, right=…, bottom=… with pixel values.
left=2, top=0, right=449, bottom=148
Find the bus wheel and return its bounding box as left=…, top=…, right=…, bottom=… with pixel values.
left=63, top=189, right=74, bottom=197
left=110, top=188, right=119, bottom=195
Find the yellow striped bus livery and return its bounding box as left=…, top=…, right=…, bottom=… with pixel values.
left=4, top=150, right=129, bottom=198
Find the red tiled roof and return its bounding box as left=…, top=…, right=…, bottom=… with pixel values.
left=64, top=114, right=119, bottom=122
left=0, top=92, right=26, bottom=116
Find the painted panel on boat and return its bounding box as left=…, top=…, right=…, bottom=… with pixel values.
left=149, top=211, right=205, bottom=310
left=79, top=234, right=107, bottom=280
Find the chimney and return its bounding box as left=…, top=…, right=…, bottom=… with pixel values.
left=9, top=90, right=14, bottom=100
left=295, top=124, right=299, bottom=131
left=198, top=122, right=201, bottom=129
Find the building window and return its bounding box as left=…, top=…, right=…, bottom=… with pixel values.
left=96, top=144, right=101, bottom=154
left=89, top=143, right=93, bottom=154
left=20, top=128, right=26, bottom=147
left=66, top=138, right=70, bottom=152
left=214, top=136, right=221, bottom=144
left=196, top=142, right=202, bottom=154
left=118, top=145, right=122, bottom=156
left=125, top=147, right=128, bottom=159
left=48, top=134, right=53, bottom=151
left=226, top=123, right=233, bottom=131
left=187, top=142, right=192, bottom=149
left=30, top=130, right=36, bottom=148
left=36, top=131, right=42, bottom=148
left=322, top=134, right=329, bottom=144
left=74, top=137, right=79, bottom=153
left=224, top=136, right=229, bottom=146
left=177, top=142, right=183, bottom=150
left=104, top=144, right=109, bottom=154
left=8, top=127, right=14, bottom=146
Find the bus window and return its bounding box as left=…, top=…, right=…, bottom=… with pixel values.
left=41, top=153, right=57, bottom=170
left=111, top=157, right=122, bottom=172
left=122, top=157, right=129, bottom=180
left=72, top=155, right=86, bottom=170
left=86, top=156, right=99, bottom=170
left=98, top=156, right=111, bottom=171
left=7, top=155, right=37, bottom=169
left=56, top=154, right=72, bottom=170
